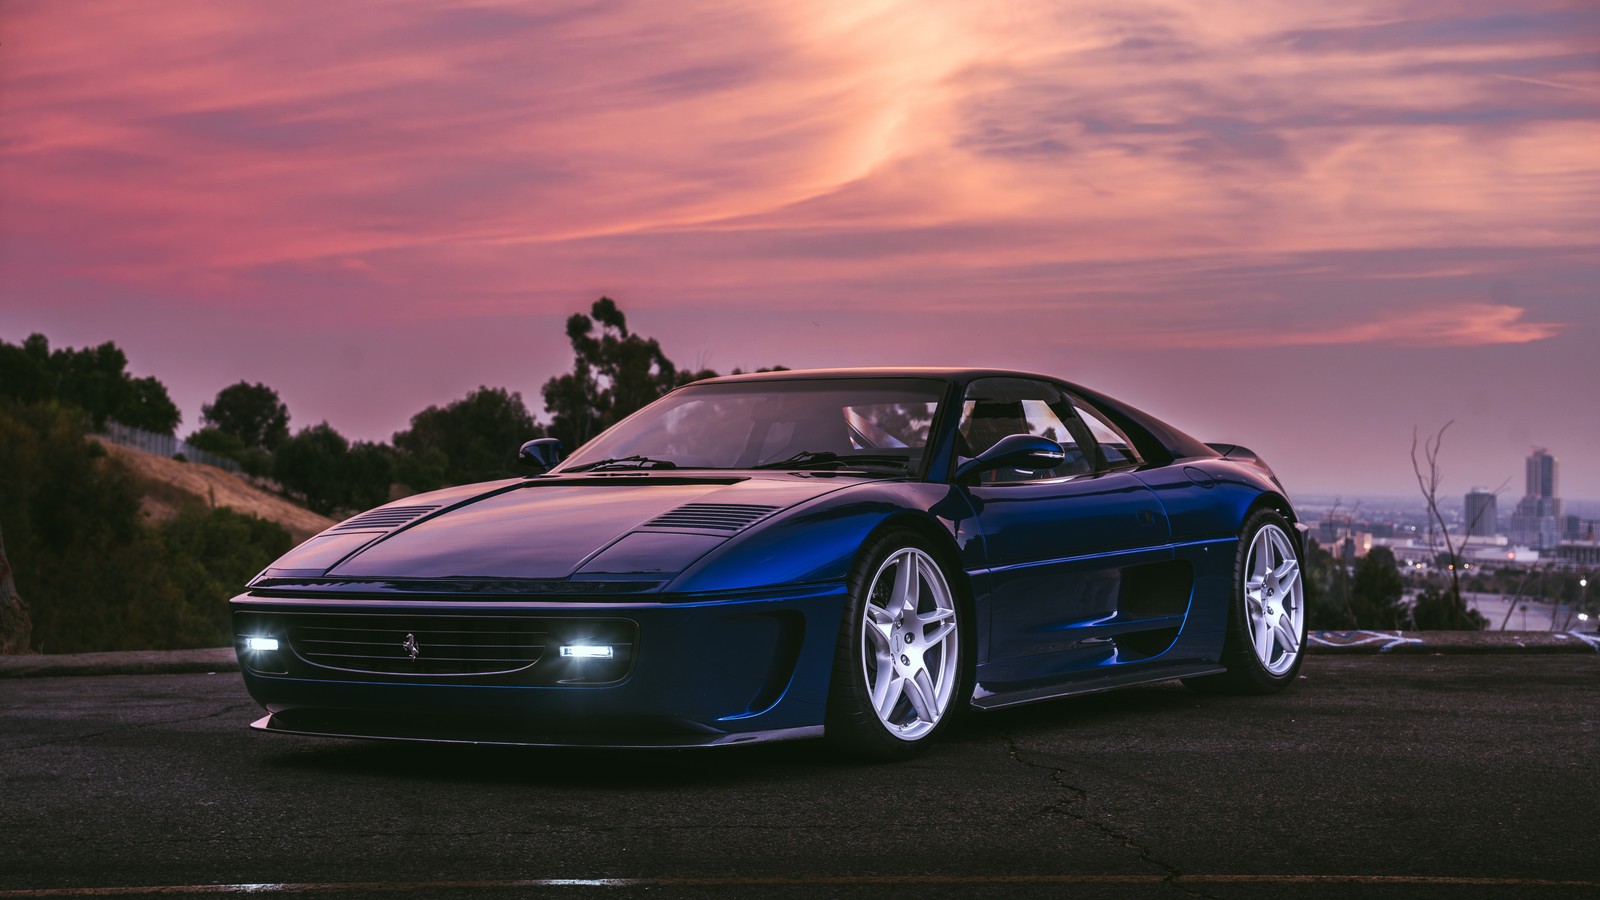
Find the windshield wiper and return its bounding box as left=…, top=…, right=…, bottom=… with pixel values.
left=563, top=455, right=679, bottom=473
left=753, top=451, right=910, bottom=472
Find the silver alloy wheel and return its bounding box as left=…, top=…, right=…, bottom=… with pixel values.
left=1243, top=523, right=1304, bottom=676
left=860, top=547, right=959, bottom=741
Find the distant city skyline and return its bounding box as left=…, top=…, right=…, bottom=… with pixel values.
left=3, top=1, right=1597, bottom=498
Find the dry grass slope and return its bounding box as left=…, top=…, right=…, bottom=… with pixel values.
left=96, top=438, right=335, bottom=542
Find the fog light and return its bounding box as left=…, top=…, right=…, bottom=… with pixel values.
left=560, top=644, right=613, bottom=659
left=246, top=637, right=280, bottom=652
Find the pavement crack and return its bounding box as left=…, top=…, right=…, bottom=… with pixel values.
left=1004, top=734, right=1222, bottom=900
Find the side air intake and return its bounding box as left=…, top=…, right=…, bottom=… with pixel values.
left=644, top=503, right=780, bottom=533
left=329, top=505, right=442, bottom=533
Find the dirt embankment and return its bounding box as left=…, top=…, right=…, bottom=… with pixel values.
left=95, top=438, right=335, bottom=543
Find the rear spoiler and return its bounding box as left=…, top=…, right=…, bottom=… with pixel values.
left=1207, top=442, right=1292, bottom=502
left=1205, top=442, right=1259, bottom=464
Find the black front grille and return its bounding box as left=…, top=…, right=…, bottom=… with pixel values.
left=289, top=614, right=546, bottom=676
left=236, top=611, right=636, bottom=685
left=645, top=503, right=779, bottom=532
left=329, top=505, right=441, bottom=533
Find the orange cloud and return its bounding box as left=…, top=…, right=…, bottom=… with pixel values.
left=1, top=0, right=1595, bottom=334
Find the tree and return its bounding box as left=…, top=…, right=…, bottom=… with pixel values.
left=157, top=507, right=292, bottom=646
left=0, top=520, right=31, bottom=654
left=199, top=381, right=289, bottom=451
left=1350, top=546, right=1407, bottom=630
left=343, top=442, right=396, bottom=511
left=1409, top=422, right=1493, bottom=631
left=1301, top=538, right=1353, bottom=630
left=542, top=298, right=683, bottom=450
left=0, top=333, right=180, bottom=434
left=273, top=422, right=351, bottom=515
left=392, top=386, right=539, bottom=490
left=185, top=427, right=273, bottom=477
left=271, top=423, right=396, bottom=514
left=539, top=298, right=787, bottom=450
left=1412, top=586, right=1488, bottom=631
left=0, top=398, right=220, bottom=652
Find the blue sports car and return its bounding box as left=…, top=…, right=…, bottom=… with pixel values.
left=234, top=368, right=1307, bottom=759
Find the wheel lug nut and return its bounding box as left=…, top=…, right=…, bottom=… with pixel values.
left=900, top=655, right=910, bottom=666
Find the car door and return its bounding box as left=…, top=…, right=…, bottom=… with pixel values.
left=956, top=378, right=1173, bottom=692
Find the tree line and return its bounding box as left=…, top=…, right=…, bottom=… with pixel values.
left=0, top=298, right=774, bottom=652
left=180, top=297, right=779, bottom=514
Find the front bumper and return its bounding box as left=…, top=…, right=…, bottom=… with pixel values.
left=231, top=584, right=849, bottom=747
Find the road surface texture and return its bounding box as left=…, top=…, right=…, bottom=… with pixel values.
left=2, top=655, right=1596, bottom=900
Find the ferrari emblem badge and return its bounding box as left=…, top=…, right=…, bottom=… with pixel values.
left=402, top=633, right=420, bottom=660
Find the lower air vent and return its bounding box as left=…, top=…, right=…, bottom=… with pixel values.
left=644, top=503, right=780, bottom=532
left=329, top=505, right=441, bottom=532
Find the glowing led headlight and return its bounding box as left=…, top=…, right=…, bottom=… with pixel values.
left=245, top=637, right=280, bottom=652
left=560, top=644, right=614, bottom=659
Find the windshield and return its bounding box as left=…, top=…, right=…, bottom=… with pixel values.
left=556, top=378, right=948, bottom=475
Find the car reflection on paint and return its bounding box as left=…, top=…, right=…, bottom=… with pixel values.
left=233, top=368, right=1307, bottom=760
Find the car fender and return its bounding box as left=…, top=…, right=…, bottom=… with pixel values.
left=1133, top=458, right=1295, bottom=545
left=666, top=481, right=980, bottom=595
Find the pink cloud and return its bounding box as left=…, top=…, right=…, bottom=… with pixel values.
left=1122, top=303, right=1565, bottom=350
left=2, top=0, right=1597, bottom=497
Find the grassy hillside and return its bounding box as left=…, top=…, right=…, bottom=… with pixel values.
left=97, top=438, right=335, bottom=542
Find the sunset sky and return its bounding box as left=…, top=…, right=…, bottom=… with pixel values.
left=3, top=0, right=1597, bottom=499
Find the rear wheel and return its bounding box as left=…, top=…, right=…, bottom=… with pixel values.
left=825, top=530, right=964, bottom=760
left=1186, top=509, right=1306, bottom=695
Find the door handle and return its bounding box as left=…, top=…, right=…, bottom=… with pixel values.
left=1137, top=509, right=1156, bottom=526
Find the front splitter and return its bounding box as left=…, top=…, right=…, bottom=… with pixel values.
left=250, top=713, right=823, bottom=749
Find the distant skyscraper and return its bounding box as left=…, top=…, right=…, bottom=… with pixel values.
left=1526, top=448, right=1557, bottom=500
left=1464, top=488, right=1498, bottom=537
left=1509, top=447, right=1562, bottom=550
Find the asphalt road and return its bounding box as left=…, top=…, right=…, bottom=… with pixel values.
left=2, top=656, right=1597, bottom=900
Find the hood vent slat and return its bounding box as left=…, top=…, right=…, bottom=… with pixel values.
left=330, top=505, right=442, bottom=533
left=644, top=503, right=780, bottom=533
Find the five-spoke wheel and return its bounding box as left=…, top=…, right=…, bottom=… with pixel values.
left=1186, top=508, right=1308, bottom=695
left=827, top=531, right=965, bottom=759
left=860, top=547, right=960, bottom=741
left=1243, top=521, right=1304, bottom=676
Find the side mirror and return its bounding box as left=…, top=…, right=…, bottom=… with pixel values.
left=954, top=434, right=1066, bottom=481
left=519, top=438, right=565, bottom=475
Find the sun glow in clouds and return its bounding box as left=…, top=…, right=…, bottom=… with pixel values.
left=2, top=0, right=1597, bottom=496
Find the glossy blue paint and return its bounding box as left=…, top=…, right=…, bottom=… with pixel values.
left=670, top=482, right=974, bottom=594
left=966, top=472, right=1172, bottom=683
left=232, top=367, right=1300, bottom=748
left=236, top=585, right=849, bottom=740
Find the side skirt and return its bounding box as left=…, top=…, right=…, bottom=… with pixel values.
left=969, top=663, right=1225, bottom=711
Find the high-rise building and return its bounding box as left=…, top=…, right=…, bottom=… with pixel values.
left=1509, top=447, right=1562, bottom=550
left=1526, top=448, right=1558, bottom=501
left=1464, top=488, right=1499, bottom=537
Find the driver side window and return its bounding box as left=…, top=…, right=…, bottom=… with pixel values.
left=958, top=378, right=1096, bottom=483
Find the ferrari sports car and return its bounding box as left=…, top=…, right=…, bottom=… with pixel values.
left=234, top=368, right=1307, bottom=759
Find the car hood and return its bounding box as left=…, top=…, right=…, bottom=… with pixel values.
left=265, top=473, right=868, bottom=582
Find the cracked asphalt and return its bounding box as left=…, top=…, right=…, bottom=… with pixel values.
left=2, top=655, right=1597, bottom=899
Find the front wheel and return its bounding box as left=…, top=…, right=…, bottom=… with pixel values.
left=825, top=531, right=965, bottom=760
left=1186, top=509, right=1307, bottom=695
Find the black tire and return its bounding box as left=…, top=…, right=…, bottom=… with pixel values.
left=1185, top=508, right=1307, bottom=695
left=824, top=528, right=968, bottom=761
